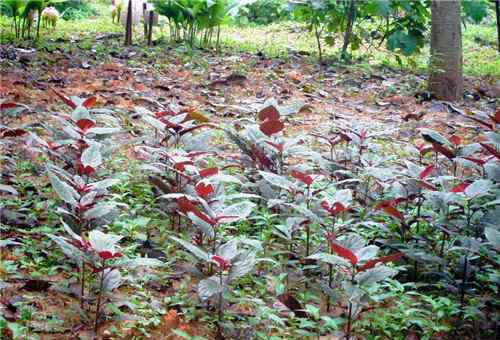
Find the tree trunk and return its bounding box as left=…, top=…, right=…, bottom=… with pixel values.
left=495, top=0, right=500, bottom=52
left=341, top=0, right=357, bottom=58
left=429, top=0, right=463, bottom=101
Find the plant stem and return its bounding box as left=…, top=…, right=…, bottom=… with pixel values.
left=94, top=262, right=106, bottom=333
left=217, top=270, right=223, bottom=337
left=80, top=261, right=85, bottom=309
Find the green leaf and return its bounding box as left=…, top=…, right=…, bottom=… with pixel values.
left=462, top=0, right=488, bottom=23
left=84, top=202, right=117, bottom=220
left=387, top=30, right=418, bottom=56
left=307, top=252, right=351, bottom=267
left=465, top=179, right=492, bottom=198
left=198, top=276, right=223, bottom=300
left=48, top=172, right=79, bottom=206
left=81, top=143, right=102, bottom=169
left=356, top=265, right=395, bottom=285
left=485, top=227, right=500, bottom=250
left=170, top=236, right=210, bottom=261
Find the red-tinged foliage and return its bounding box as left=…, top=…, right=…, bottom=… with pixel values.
left=251, top=145, right=275, bottom=171
left=480, top=143, right=500, bottom=159
left=415, top=180, right=438, bottom=191
left=52, top=88, right=77, bottom=109
left=0, top=102, right=18, bottom=110
left=449, top=182, right=470, bottom=193
left=177, top=197, right=215, bottom=225
left=98, top=251, right=122, bottom=260
left=75, top=160, right=95, bottom=176
left=260, top=119, right=284, bottom=136
left=155, top=110, right=176, bottom=118
left=0, top=128, right=27, bottom=138
left=199, top=167, right=218, bottom=178
left=416, top=143, right=433, bottom=156
left=76, top=119, right=95, bottom=132
left=195, top=182, right=214, bottom=198
left=339, top=133, right=351, bottom=142
left=328, top=240, right=358, bottom=266
left=265, top=141, right=284, bottom=153
left=174, top=161, right=193, bottom=171
left=358, top=252, right=405, bottom=272
left=492, top=109, right=500, bottom=124
left=277, top=293, right=308, bottom=318
left=82, top=96, right=97, bottom=109
left=258, top=106, right=280, bottom=122
left=375, top=201, right=405, bottom=221
left=177, top=197, right=197, bottom=214
left=210, top=255, right=231, bottom=270
left=462, top=156, right=487, bottom=165
left=417, top=164, right=435, bottom=179
left=449, top=135, right=461, bottom=146
left=291, top=170, right=313, bottom=186
left=321, top=201, right=349, bottom=216
left=432, top=143, right=455, bottom=160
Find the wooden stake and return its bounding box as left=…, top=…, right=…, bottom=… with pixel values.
left=124, top=0, right=133, bottom=46
left=148, top=11, right=154, bottom=46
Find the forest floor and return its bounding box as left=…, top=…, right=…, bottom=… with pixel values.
left=1, top=14, right=499, bottom=340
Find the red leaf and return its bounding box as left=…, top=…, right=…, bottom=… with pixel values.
left=375, top=201, right=404, bottom=221
left=291, top=170, right=313, bottom=186
left=492, top=109, right=500, bottom=124
left=210, top=255, right=231, bottom=270
left=329, top=241, right=358, bottom=266
left=462, top=156, right=487, bottom=165
left=82, top=96, right=97, bottom=108
left=277, top=293, right=308, bottom=318
left=449, top=182, right=470, bottom=193
left=174, top=161, right=193, bottom=171
left=448, top=135, right=461, bottom=146
left=432, top=143, right=455, bottom=160
left=265, top=141, right=284, bottom=153
left=76, top=119, right=95, bottom=132
left=417, top=164, right=435, bottom=179
left=480, top=143, right=500, bottom=159
left=154, top=110, right=176, bottom=118
left=321, top=201, right=348, bottom=216
left=199, top=167, right=218, bottom=178
left=359, top=252, right=404, bottom=272
left=260, top=119, right=284, bottom=136
left=75, top=160, right=95, bottom=176
left=0, top=102, right=18, bottom=110
left=52, top=88, right=77, bottom=109
left=195, top=182, right=214, bottom=198
left=415, top=180, right=438, bottom=191
left=177, top=197, right=197, bottom=214
left=251, top=145, right=275, bottom=171
left=98, top=251, right=114, bottom=260
left=258, top=106, right=280, bottom=122
left=1, top=128, right=27, bottom=138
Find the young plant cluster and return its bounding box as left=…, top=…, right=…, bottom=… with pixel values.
left=31, top=91, right=162, bottom=333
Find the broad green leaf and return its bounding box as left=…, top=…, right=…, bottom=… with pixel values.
left=81, top=143, right=102, bottom=169
left=485, top=227, right=500, bottom=250
left=198, top=276, right=223, bottom=300
left=356, top=265, right=395, bottom=285
left=307, top=252, right=350, bottom=267
left=48, top=172, right=79, bottom=206
left=465, top=179, right=492, bottom=198
left=84, top=202, right=117, bottom=220
left=170, top=236, right=210, bottom=261
left=88, top=230, right=122, bottom=253
left=259, top=171, right=295, bottom=191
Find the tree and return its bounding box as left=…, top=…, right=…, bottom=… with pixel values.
left=429, top=0, right=463, bottom=101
